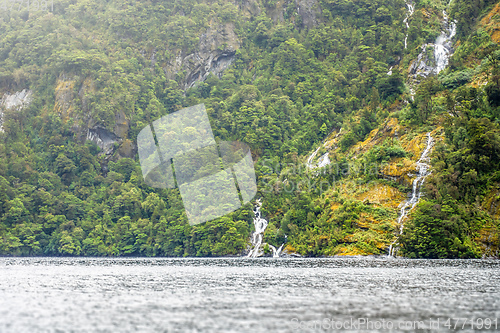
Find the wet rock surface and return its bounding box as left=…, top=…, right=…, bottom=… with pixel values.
left=407, top=1, right=456, bottom=91
left=165, top=23, right=240, bottom=90
left=0, top=89, right=32, bottom=131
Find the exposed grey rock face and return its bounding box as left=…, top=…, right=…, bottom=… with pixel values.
left=237, top=0, right=261, bottom=17
left=31, top=24, right=241, bottom=156
left=409, top=44, right=437, bottom=80
left=165, top=23, right=240, bottom=90
left=268, top=0, right=319, bottom=28
left=296, top=0, right=320, bottom=28
left=53, top=23, right=240, bottom=156
left=86, top=126, right=120, bottom=155
left=1, top=89, right=32, bottom=109
left=51, top=75, right=126, bottom=157
left=0, top=89, right=32, bottom=131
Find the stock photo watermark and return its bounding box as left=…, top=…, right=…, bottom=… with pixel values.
left=137, top=104, right=389, bottom=225
left=137, top=104, right=257, bottom=226
left=0, top=0, right=53, bottom=13
left=291, top=317, right=499, bottom=331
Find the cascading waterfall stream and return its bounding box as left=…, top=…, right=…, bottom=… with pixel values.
left=306, top=146, right=322, bottom=170
left=388, top=133, right=434, bottom=256
left=415, top=0, right=456, bottom=76
left=386, top=1, right=413, bottom=75
left=307, top=146, right=331, bottom=170
left=434, top=3, right=457, bottom=74
left=247, top=199, right=267, bottom=258
left=403, top=0, right=415, bottom=49
left=268, top=242, right=285, bottom=258
left=306, top=129, right=342, bottom=171
left=247, top=199, right=286, bottom=258
left=407, top=0, right=456, bottom=99
left=306, top=147, right=331, bottom=176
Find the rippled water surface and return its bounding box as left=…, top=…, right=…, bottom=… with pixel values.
left=0, top=258, right=499, bottom=332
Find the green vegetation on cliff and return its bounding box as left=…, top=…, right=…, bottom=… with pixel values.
left=0, top=0, right=499, bottom=257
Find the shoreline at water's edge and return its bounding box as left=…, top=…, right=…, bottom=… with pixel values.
left=0, top=254, right=498, bottom=259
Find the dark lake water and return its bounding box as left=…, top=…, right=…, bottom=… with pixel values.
left=0, top=258, right=499, bottom=332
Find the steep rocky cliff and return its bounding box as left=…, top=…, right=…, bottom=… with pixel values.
left=0, top=89, right=32, bottom=132
left=0, top=0, right=497, bottom=258
left=51, top=22, right=245, bottom=160
left=166, top=22, right=240, bottom=89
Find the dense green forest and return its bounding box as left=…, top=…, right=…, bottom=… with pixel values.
left=0, top=0, right=499, bottom=257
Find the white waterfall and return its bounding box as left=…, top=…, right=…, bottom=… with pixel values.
left=317, top=153, right=331, bottom=168
left=407, top=0, right=456, bottom=100
left=306, top=129, right=341, bottom=171
left=247, top=199, right=286, bottom=258
left=389, top=132, right=434, bottom=256
left=404, top=1, right=415, bottom=49
left=307, top=147, right=331, bottom=172
left=410, top=0, right=457, bottom=77
left=306, top=146, right=322, bottom=170
left=434, top=4, right=457, bottom=74
left=268, top=243, right=285, bottom=258
left=247, top=199, right=268, bottom=258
